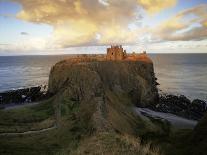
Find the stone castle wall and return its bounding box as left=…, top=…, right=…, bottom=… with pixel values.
left=106, top=45, right=126, bottom=60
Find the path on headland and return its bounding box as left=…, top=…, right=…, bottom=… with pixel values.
left=134, top=107, right=198, bottom=129
left=0, top=100, right=60, bottom=136
left=2, top=102, right=40, bottom=110
left=0, top=125, right=57, bottom=136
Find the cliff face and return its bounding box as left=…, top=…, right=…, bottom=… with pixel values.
left=48, top=56, right=159, bottom=134
left=48, top=57, right=158, bottom=107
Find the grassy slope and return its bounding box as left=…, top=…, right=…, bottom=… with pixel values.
left=70, top=132, right=161, bottom=155
left=0, top=90, right=166, bottom=155
left=1, top=90, right=203, bottom=155
left=0, top=98, right=55, bottom=133
left=149, top=113, right=207, bottom=155
left=0, top=94, right=84, bottom=155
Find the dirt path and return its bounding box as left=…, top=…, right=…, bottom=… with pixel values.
left=0, top=100, right=59, bottom=136
left=134, top=107, right=198, bottom=129
left=2, top=102, right=40, bottom=110
left=0, top=125, right=57, bottom=136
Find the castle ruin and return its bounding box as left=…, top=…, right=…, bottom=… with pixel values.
left=106, top=45, right=127, bottom=60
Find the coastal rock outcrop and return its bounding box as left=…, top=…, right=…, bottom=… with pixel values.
left=48, top=56, right=159, bottom=133
left=0, top=86, right=48, bottom=105
left=151, top=94, right=207, bottom=120
left=48, top=56, right=158, bottom=107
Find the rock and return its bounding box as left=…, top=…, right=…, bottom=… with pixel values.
left=158, top=94, right=191, bottom=113
left=152, top=94, right=207, bottom=120
left=48, top=56, right=166, bottom=135
left=0, top=85, right=49, bottom=105
left=48, top=57, right=158, bottom=107
left=189, top=99, right=207, bottom=120
left=191, top=99, right=207, bottom=112
left=155, top=81, right=160, bottom=85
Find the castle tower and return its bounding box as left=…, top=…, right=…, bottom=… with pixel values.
left=106, top=45, right=126, bottom=60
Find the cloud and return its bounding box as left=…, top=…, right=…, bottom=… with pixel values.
left=0, top=37, right=47, bottom=51
left=0, top=43, right=9, bottom=45
left=10, top=0, right=176, bottom=48
left=137, top=0, right=177, bottom=14
left=153, top=4, right=207, bottom=41
left=15, top=0, right=138, bottom=25
left=20, top=32, right=29, bottom=35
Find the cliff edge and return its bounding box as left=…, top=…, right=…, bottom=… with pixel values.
left=48, top=55, right=159, bottom=132
left=48, top=55, right=158, bottom=107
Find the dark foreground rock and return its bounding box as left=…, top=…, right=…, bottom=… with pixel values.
left=190, top=112, right=207, bottom=155
left=150, top=94, right=207, bottom=120
left=0, top=85, right=50, bottom=105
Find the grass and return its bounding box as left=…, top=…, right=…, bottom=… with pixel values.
left=104, top=91, right=201, bottom=155
left=0, top=118, right=81, bottom=155
left=0, top=90, right=97, bottom=155
left=0, top=93, right=82, bottom=155
left=0, top=89, right=203, bottom=155
left=105, top=90, right=170, bottom=138
left=0, top=97, right=55, bottom=133
left=69, top=132, right=162, bottom=155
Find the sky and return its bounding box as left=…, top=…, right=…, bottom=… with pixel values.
left=0, top=0, right=207, bottom=55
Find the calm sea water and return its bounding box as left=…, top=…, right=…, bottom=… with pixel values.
left=0, top=54, right=206, bottom=100
left=150, top=54, right=207, bottom=101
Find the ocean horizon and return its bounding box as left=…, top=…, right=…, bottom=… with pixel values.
left=0, top=53, right=207, bottom=101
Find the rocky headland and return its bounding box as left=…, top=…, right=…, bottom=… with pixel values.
left=0, top=48, right=207, bottom=155
left=46, top=52, right=207, bottom=153
left=47, top=53, right=160, bottom=133
left=48, top=54, right=158, bottom=107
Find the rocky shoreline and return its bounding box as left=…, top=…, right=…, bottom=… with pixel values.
left=149, top=93, right=207, bottom=120
left=0, top=85, right=206, bottom=121
left=0, top=85, right=51, bottom=109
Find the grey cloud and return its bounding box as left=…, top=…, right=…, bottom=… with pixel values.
left=20, top=32, right=29, bottom=35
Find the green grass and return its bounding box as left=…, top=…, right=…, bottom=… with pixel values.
left=0, top=97, right=55, bottom=133
left=0, top=90, right=97, bottom=155
left=0, top=118, right=81, bottom=155
left=0, top=89, right=202, bottom=155
left=0, top=93, right=82, bottom=155
left=69, top=132, right=161, bottom=155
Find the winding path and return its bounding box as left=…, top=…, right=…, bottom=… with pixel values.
left=0, top=125, right=57, bottom=136
left=134, top=107, right=198, bottom=129
left=3, top=102, right=40, bottom=110
left=0, top=100, right=59, bottom=136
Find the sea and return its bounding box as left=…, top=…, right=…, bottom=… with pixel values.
left=0, top=54, right=206, bottom=101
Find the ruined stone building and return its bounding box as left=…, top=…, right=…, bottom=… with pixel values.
left=106, top=45, right=127, bottom=60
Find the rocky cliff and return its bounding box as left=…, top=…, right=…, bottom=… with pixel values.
left=48, top=56, right=158, bottom=107
left=48, top=55, right=159, bottom=134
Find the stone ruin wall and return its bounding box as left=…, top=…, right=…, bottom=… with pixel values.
left=106, top=45, right=126, bottom=60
